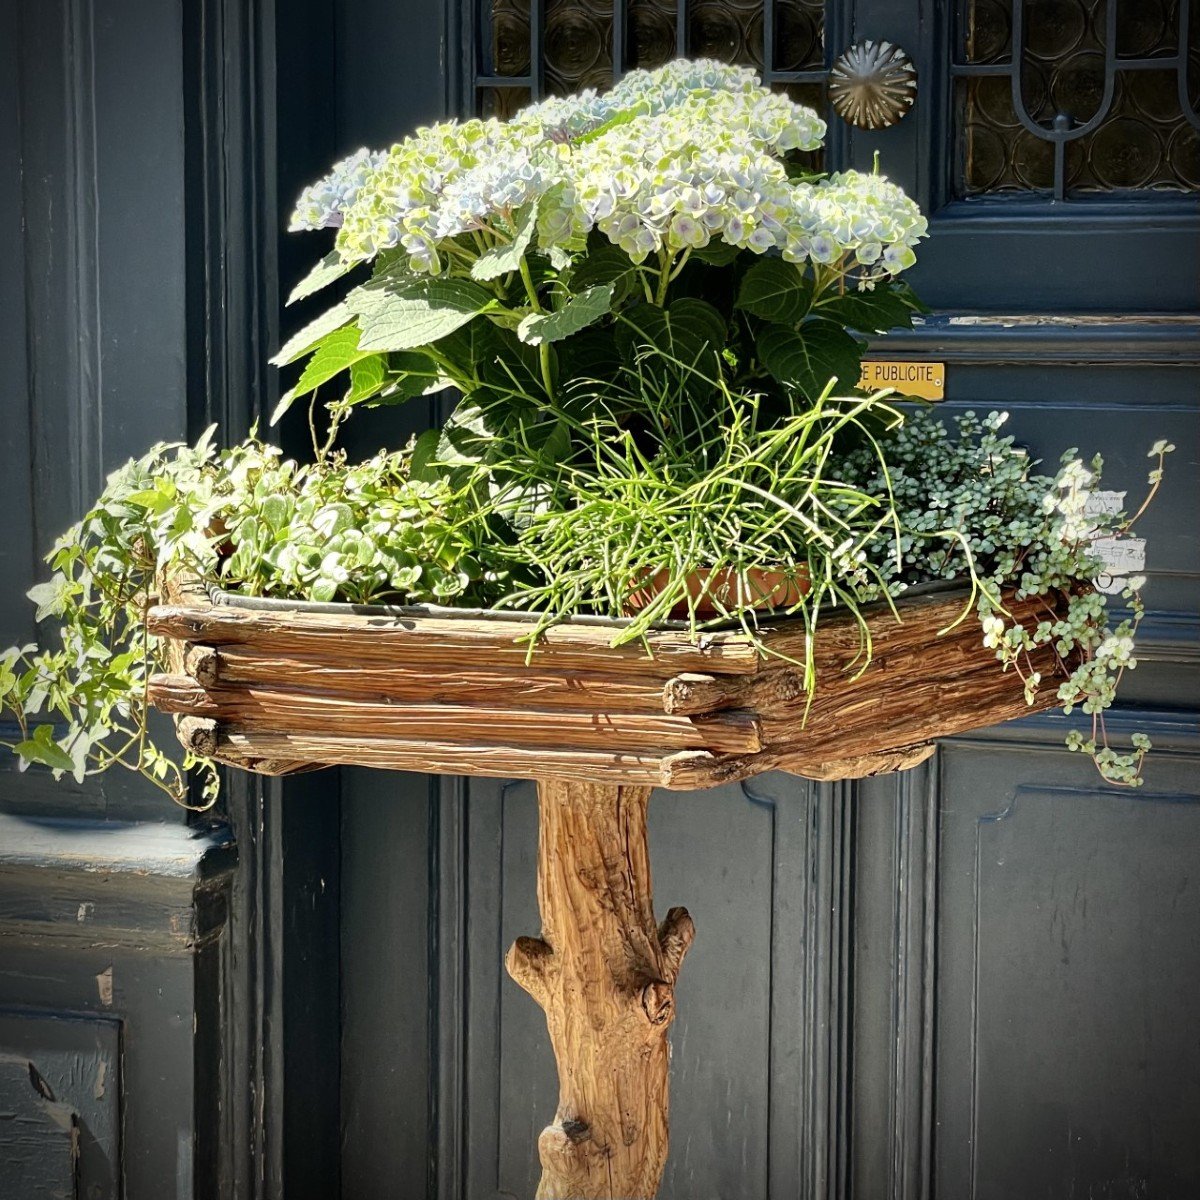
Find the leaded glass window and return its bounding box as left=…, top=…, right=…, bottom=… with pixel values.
left=955, top=0, right=1200, bottom=196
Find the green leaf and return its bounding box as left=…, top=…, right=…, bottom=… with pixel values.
left=692, top=240, right=741, bottom=267
left=569, top=241, right=638, bottom=299
left=271, top=325, right=373, bottom=425
left=814, top=281, right=922, bottom=334
left=616, top=298, right=727, bottom=369
left=271, top=302, right=352, bottom=366
left=735, top=257, right=813, bottom=325
left=288, top=251, right=355, bottom=305
left=517, top=284, right=614, bottom=345
left=345, top=354, right=387, bottom=404
left=572, top=99, right=650, bottom=144
left=26, top=576, right=71, bottom=622
left=407, top=427, right=443, bottom=482
left=347, top=274, right=495, bottom=352
left=15, top=724, right=76, bottom=773
left=755, top=319, right=866, bottom=399
left=364, top=352, right=440, bottom=408
left=471, top=202, right=538, bottom=282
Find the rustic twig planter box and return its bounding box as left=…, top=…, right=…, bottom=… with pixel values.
left=146, top=576, right=1072, bottom=1199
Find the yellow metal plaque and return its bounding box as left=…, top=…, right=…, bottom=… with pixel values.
left=858, top=360, right=945, bottom=400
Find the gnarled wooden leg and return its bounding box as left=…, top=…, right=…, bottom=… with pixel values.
left=506, top=777, right=695, bottom=1200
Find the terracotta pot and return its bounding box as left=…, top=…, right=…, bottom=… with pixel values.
left=625, top=565, right=810, bottom=620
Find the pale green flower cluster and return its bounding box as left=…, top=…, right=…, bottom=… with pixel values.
left=289, top=147, right=387, bottom=231
left=791, top=171, right=928, bottom=274
left=289, top=59, right=925, bottom=278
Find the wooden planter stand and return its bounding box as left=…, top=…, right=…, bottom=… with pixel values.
left=147, top=580, right=1071, bottom=1199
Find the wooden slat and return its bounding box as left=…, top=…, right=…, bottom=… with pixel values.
left=148, top=675, right=763, bottom=755
left=208, top=731, right=681, bottom=786
left=150, top=574, right=1083, bottom=788
left=146, top=603, right=764, bottom=676
left=200, top=647, right=675, bottom=714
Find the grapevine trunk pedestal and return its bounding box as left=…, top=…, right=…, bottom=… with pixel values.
left=146, top=577, right=1077, bottom=1199
left=507, top=778, right=693, bottom=1200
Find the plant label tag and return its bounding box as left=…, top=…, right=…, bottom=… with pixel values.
left=1084, top=490, right=1127, bottom=518
left=858, top=360, right=945, bottom=400
left=1090, top=535, right=1146, bottom=595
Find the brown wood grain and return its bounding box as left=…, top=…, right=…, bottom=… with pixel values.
left=507, top=779, right=693, bottom=1199
left=200, top=647, right=676, bottom=714
left=146, top=603, right=764, bottom=675
left=149, top=578, right=1079, bottom=788
left=148, top=674, right=762, bottom=755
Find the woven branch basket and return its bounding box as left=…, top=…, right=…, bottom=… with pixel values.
left=145, top=576, right=1073, bottom=789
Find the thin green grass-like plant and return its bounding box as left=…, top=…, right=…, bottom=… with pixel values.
left=496, top=354, right=911, bottom=700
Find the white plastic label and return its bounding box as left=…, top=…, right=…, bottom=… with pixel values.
left=1090, top=535, right=1146, bottom=596
left=1084, top=490, right=1127, bottom=518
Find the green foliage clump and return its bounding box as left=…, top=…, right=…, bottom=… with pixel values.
left=840, top=411, right=1174, bottom=786
left=0, top=432, right=510, bottom=805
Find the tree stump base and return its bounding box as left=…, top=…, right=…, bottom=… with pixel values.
left=507, top=778, right=693, bottom=1200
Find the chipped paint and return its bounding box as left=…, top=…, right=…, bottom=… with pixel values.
left=95, top=966, right=113, bottom=1007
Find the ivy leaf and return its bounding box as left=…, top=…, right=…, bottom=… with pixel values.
left=14, top=723, right=75, bottom=773
left=471, top=202, right=538, bottom=282
left=271, top=302, right=352, bottom=366
left=756, top=319, right=866, bottom=399
left=735, top=258, right=813, bottom=325
left=517, top=284, right=614, bottom=345
left=348, top=274, right=495, bottom=352
left=271, top=325, right=373, bottom=425
left=288, top=251, right=355, bottom=305
left=26, top=576, right=72, bottom=622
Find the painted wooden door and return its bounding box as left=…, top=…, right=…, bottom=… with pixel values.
left=331, top=2, right=1200, bottom=1198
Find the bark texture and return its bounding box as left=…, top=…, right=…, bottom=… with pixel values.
left=507, top=778, right=694, bottom=1200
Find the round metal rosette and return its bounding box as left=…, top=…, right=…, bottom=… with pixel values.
left=829, top=40, right=918, bottom=130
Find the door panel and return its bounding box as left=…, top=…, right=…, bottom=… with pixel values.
left=934, top=741, right=1200, bottom=1200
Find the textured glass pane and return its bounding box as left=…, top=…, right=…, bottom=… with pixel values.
left=957, top=0, right=1200, bottom=194
left=482, top=0, right=827, bottom=171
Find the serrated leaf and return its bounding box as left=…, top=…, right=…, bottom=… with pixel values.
left=271, top=302, right=352, bottom=366
left=471, top=202, right=538, bottom=281
left=692, top=239, right=741, bottom=266
left=288, top=251, right=355, bottom=305
left=345, top=354, right=387, bottom=403
left=517, top=284, right=614, bottom=345
left=364, top=353, right=439, bottom=408
left=756, top=319, right=865, bottom=399
left=814, top=282, right=920, bottom=333
left=735, top=257, right=813, bottom=325
left=572, top=99, right=650, bottom=144
left=616, top=298, right=726, bottom=369
left=347, top=274, right=494, bottom=352
left=271, top=325, right=373, bottom=425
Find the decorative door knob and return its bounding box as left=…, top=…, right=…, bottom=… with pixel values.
left=828, top=41, right=917, bottom=130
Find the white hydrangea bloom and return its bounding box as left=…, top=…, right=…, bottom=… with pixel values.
left=294, top=59, right=925, bottom=280
left=289, top=148, right=388, bottom=231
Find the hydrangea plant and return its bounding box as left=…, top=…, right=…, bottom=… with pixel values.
left=275, top=58, right=928, bottom=456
